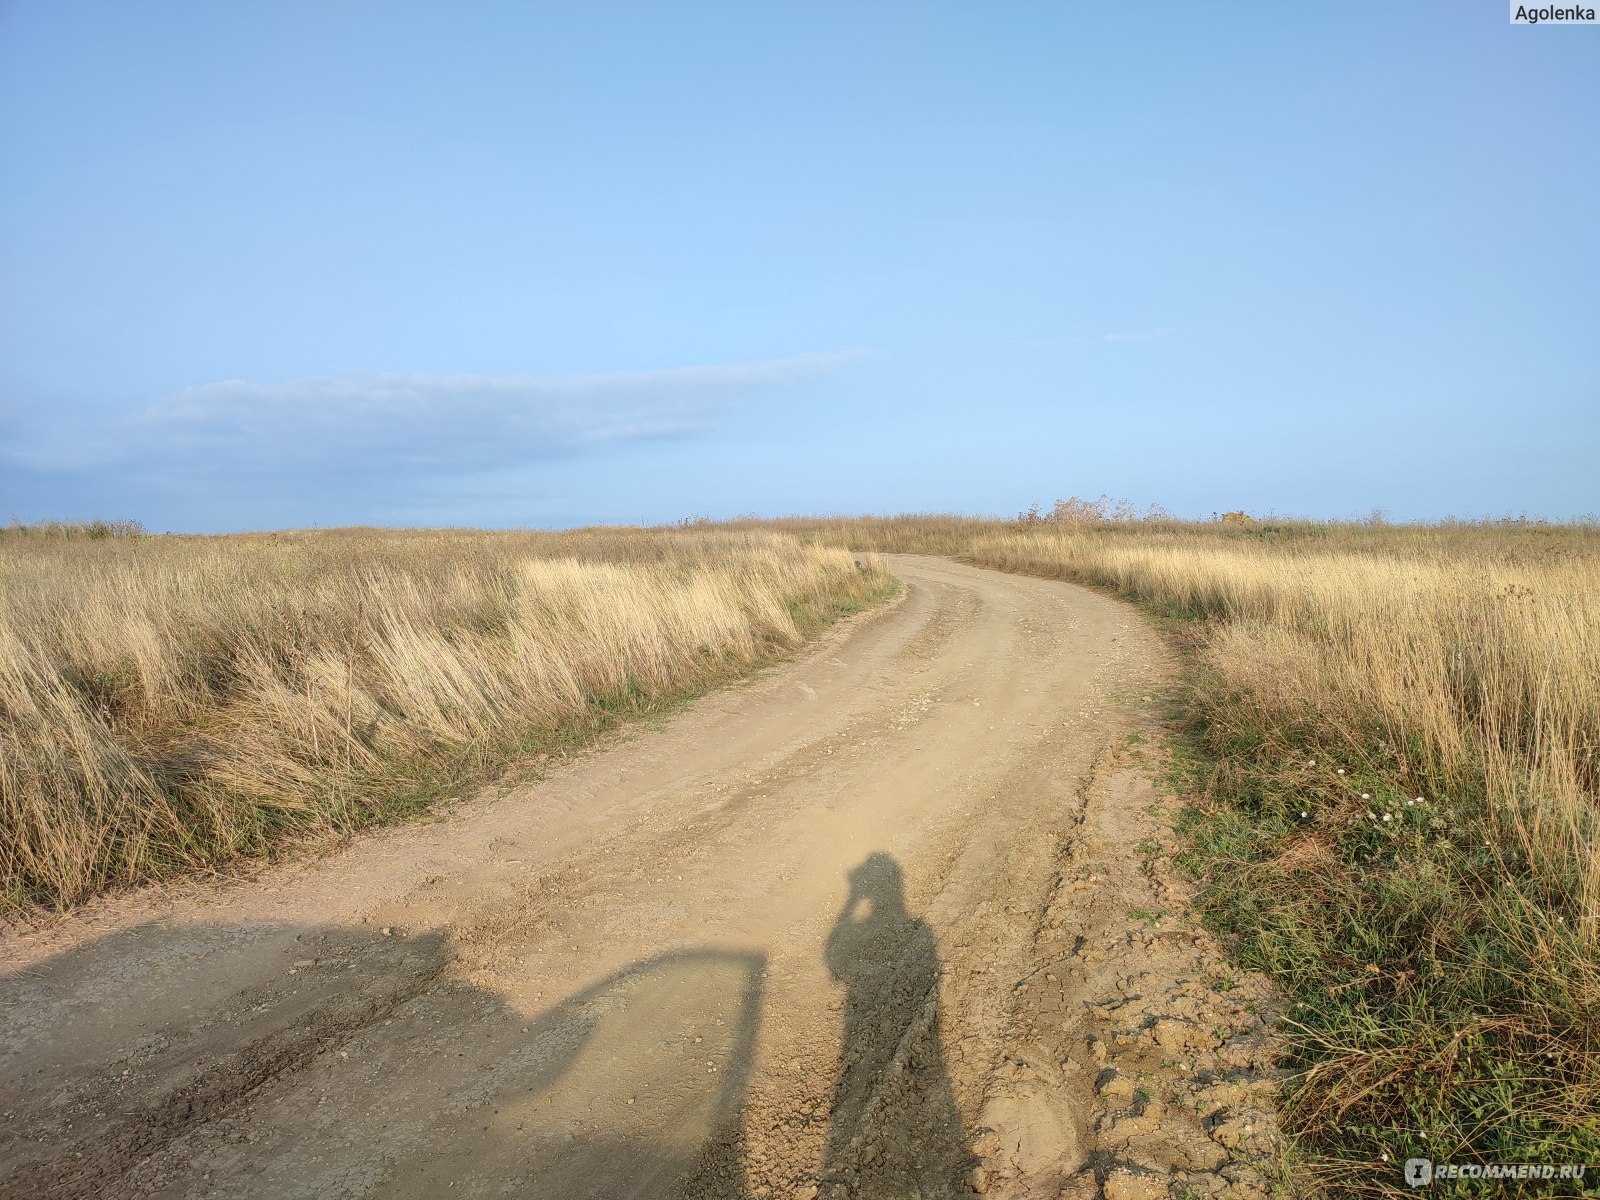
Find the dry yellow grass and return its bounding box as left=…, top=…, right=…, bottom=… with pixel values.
left=952, top=519, right=1600, bottom=1180
left=0, top=526, right=892, bottom=910
left=713, top=513, right=1017, bottom=556
left=968, top=526, right=1600, bottom=942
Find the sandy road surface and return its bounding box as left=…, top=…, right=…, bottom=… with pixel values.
left=1, top=557, right=1282, bottom=1200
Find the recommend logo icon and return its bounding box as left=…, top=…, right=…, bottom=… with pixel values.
left=1405, top=1158, right=1434, bottom=1188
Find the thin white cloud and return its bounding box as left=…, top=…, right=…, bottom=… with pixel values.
left=12, top=350, right=870, bottom=482
left=1098, top=329, right=1173, bottom=343
left=1019, top=329, right=1174, bottom=348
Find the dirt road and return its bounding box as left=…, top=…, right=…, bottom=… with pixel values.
left=1, top=556, right=1281, bottom=1200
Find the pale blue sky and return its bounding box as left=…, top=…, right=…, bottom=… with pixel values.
left=2, top=1, right=1595, bottom=530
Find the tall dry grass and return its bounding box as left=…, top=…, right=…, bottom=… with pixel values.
left=1, top=527, right=891, bottom=910
left=959, top=521, right=1600, bottom=1186
left=970, top=528, right=1600, bottom=940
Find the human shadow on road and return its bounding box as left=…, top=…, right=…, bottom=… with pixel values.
left=820, top=852, right=977, bottom=1198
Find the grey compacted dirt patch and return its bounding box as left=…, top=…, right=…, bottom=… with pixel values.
left=1, top=556, right=1282, bottom=1199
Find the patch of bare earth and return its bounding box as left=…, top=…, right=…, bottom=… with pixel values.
left=972, top=747, right=1283, bottom=1200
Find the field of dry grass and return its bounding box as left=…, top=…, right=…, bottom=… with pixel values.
left=0, top=525, right=892, bottom=911
left=714, top=512, right=1016, bottom=556
left=970, top=524, right=1600, bottom=940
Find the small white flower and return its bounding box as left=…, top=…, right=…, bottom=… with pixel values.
left=1361, top=792, right=1371, bottom=800
left=1414, top=796, right=1424, bottom=803
left=1300, top=811, right=1309, bottom=818
left=1383, top=813, right=1393, bottom=822
left=1557, top=916, right=1565, bottom=924
left=1381, top=1153, right=1389, bottom=1162
left=1308, top=759, right=1317, bottom=767
left=1337, top=768, right=1346, bottom=775
left=1406, top=799, right=1416, bottom=806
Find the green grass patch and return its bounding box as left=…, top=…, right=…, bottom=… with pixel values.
left=1161, top=666, right=1600, bottom=1196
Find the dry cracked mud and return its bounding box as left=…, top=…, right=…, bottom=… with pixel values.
left=1, top=556, right=1284, bottom=1199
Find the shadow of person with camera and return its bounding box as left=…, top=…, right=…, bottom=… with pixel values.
left=820, top=852, right=977, bottom=1198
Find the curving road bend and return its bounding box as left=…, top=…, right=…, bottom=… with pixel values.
left=0, top=556, right=1282, bottom=1200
